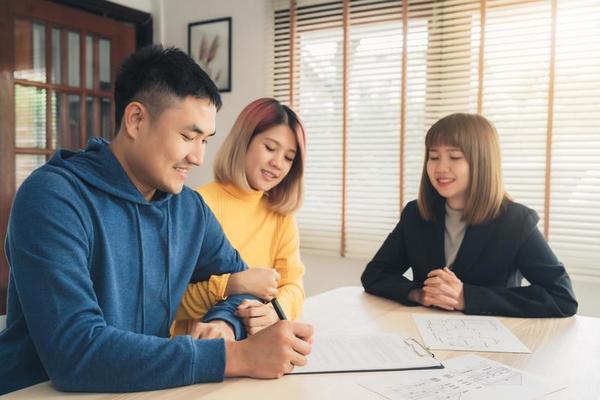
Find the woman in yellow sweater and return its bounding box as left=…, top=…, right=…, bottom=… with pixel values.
left=173, top=98, right=306, bottom=337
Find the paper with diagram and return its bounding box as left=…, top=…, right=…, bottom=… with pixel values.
left=413, top=314, right=530, bottom=353
left=358, top=354, right=566, bottom=400
left=290, top=332, right=442, bottom=374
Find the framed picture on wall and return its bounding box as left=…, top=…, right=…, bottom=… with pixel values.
left=188, top=17, right=232, bottom=92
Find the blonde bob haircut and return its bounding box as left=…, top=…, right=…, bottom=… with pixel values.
left=417, top=113, right=508, bottom=225
left=213, top=98, right=306, bottom=215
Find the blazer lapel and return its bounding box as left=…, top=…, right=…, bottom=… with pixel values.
left=451, top=221, right=496, bottom=277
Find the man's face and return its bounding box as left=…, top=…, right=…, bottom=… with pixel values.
left=129, top=96, right=217, bottom=200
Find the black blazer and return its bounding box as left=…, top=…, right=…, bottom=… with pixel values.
left=361, top=199, right=578, bottom=317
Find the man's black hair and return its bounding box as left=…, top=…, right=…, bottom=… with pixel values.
left=114, top=45, right=222, bottom=129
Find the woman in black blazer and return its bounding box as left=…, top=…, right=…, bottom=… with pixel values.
left=361, top=113, right=577, bottom=317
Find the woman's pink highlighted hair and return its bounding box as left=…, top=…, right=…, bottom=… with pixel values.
left=213, top=98, right=306, bottom=214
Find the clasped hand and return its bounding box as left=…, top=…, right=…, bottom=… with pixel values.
left=412, top=267, right=465, bottom=311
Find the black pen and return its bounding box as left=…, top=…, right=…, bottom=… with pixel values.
left=271, top=298, right=287, bottom=320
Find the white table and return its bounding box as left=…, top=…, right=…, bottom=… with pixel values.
left=5, top=286, right=600, bottom=399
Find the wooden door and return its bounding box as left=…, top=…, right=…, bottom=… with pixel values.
left=0, top=0, right=137, bottom=313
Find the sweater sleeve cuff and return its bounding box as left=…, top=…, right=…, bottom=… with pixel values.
left=202, top=294, right=258, bottom=340
left=189, top=336, right=226, bottom=383
left=203, top=311, right=246, bottom=341
left=215, top=273, right=231, bottom=300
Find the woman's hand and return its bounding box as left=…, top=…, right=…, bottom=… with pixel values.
left=236, top=299, right=279, bottom=335
left=421, top=267, right=465, bottom=310
left=226, top=268, right=280, bottom=301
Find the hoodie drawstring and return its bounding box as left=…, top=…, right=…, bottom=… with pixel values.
left=166, top=210, right=172, bottom=331
left=135, top=205, right=146, bottom=334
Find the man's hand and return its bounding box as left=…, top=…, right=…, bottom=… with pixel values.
left=188, top=320, right=235, bottom=341
left=226, top=268, right=280, bottom=301
left=224, top=320, right=313, bottom=378
left=236, top=299, right=279, bottom=335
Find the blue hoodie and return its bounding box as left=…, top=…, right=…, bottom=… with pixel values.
left=0, top=138, right=249, bottom=394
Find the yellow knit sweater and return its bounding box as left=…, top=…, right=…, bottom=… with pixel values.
left=174, top=182, right=305, bottom=331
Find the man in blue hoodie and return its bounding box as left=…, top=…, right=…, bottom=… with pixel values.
left=0, top=45, right=313, bottom=395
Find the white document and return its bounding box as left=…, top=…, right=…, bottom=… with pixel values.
left=290, top=332, right=442, bottom=374
left=413, top=314, right=531, bottom=353
left=359, top=354, right=567, bottom=400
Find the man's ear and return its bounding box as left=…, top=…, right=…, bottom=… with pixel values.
left=122, top=101, right=147, bottom=140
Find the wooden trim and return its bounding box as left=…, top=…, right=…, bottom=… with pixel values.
left=289, top=0, right=296, bottom=107
left=93, top=96, right=100, bottom=138
left=14, top=19, right=33, bottom=76
left=60, top=28, right=68, bottom=86
left=400, top=0, right=408, bottom=212
left=59, top=92, right=68, bottom=148
left=544, top=0, right=557, bottom=240
left=112, top=23, right=136, bottom=137
left=477, top=0, right=486, bottom=114
left=48, top=0, right=152, bottom=48
left=80, top=29, right=86, bottom=146
left=13, top=0, right=143, bottom=40
left=0, top=0, right=16, bottom=314
left=341, top=0, right=349, bottom=257
left=45, top=23, right=52, bottom=151
left=15, top=148, right=54, bottom=155
left=93, top=36, right=99, bottom=91
left=49, top=0, right=150, bottom=25
left=13, top=79, right=111, bottom=97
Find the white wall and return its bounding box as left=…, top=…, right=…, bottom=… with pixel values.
left=109, top=0, right=165, bottom=44
left=162, top=0, right=271, bottom=188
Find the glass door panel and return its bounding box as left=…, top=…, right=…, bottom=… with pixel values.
left=15, top=85, right=46, bottom=148
left=67, top=31, right=81, bottom=87
left=51, top=28, right=62, bottom=84
left=100, top=97, right=112, bottom=139
left=86, top=96, right=96, bottom=136
left=14, top=19, right=46, bottom=82
left=16, top=155, right=46, bottom=188
left=86, top=36, right=94, bottom=89
left=99, top=39, right=111, bottom=91
left=52, top=92, right=81, bottom=150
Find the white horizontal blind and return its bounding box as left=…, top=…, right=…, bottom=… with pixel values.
left=425, top=0, right=480, bottom=123
left=293, top=0, right=344, bottom=255
left=345, top=1, right=403, bottom=259
left=402, top=3, right=429, bottom=206
left=271, top=1, right=292, bottom=104
left=550, top=0, right=600, bottom=278
left=408, top=0, right=481, bottom=206
left=481, top=0, right=552, bottom=232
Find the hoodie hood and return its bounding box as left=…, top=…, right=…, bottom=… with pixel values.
left=49, top=137, right=172, bottom=205
left=49, top=137, right=174, bottom=334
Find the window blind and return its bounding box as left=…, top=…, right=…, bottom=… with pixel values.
left=480, top=0, right=552, bottom=233
left=271, top=0, right=600, bottom=278
left=272, top=0, right=346, bottom=255
left=549, top=0, right=600, bottom=278
left=345, top=2, right=403, bottom=259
